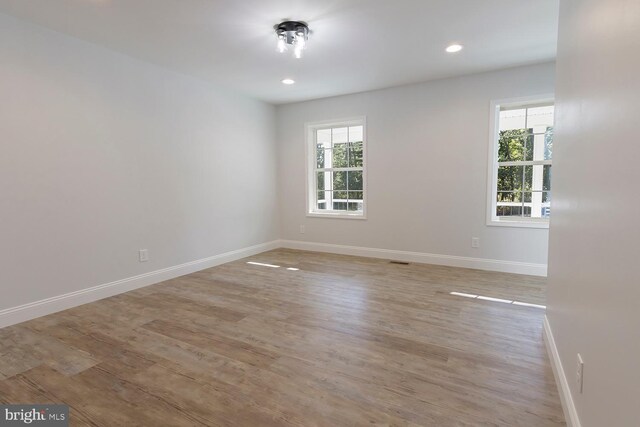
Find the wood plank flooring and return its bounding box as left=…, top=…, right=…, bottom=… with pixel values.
left=0, top=249, right=565, bottom=426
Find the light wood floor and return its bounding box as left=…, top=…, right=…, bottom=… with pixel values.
left=0, top=249, right=565, bottom=426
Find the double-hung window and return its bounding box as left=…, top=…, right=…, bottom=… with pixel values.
left=306, top=118, right=366, bottom=218
left=487, top=97, right=554, bottom=227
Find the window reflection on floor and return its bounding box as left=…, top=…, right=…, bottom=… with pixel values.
left=247, top=262, right=300, bottom=272
left=246, top=261, right=281, bottom=268
left=450, top=291, right=546, bottom=309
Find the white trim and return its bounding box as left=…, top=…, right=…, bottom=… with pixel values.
left=305, top=116, right=367, bottom=219
left=543, top=315, right=581, bottom=427
left=280, top=240, right=547, bottom=276
left=486, top=94, right=554, bottom=228
left=306, top=212, right=367, bottom=220
left=488, top=218, right=550, bottom=229
left=0, top=240, right=280, bottom=329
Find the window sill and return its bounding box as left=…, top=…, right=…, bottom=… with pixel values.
left=487, top=218, right=549, bottom=229
left=307, top=212, right=367, bottom=220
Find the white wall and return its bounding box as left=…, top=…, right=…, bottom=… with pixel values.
left=547, top=1, right=640, bottom=426
left=276, top=63, right=555, bottom=268
left=0, top=13, right=279, bottom=312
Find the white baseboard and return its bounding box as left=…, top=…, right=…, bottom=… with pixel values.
left=0, top=240, right=279, bottom=329
left=279, top=240, right=547, bottom=276
left=543, top=315, right=581, bottom=427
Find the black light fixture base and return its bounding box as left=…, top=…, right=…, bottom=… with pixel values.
left=275, top=20, right=309, bottom=45
left=275, top=21, right=309, bottom=34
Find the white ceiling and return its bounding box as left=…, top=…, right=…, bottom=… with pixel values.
left=0, top=0, right=559, bottom=104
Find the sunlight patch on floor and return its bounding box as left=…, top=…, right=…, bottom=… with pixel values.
left=450, top=291, right=546, bottom=309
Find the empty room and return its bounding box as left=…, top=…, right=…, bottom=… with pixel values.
left=0, top=1, right=637, bottom=426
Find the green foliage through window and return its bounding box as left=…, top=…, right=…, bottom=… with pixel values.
left=313, top=124, right=365, bottom=213
left=496, top=125, right=553, bottom=219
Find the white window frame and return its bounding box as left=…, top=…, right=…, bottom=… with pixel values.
left=305, top=117, right=367, bottom=219
left=486, top=95, right=554, bottom=229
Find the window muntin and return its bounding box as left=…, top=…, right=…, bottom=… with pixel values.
left=308, top=120, right=365, bottom=217
left=490, top=102, right=554, bottom=224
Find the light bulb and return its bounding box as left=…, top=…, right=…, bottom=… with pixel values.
left=277, top=37, right=287, bottom=53
left=293, top=34, right=305, bottom=58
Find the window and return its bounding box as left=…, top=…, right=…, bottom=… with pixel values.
left=487, top=97, right=554, bottom=228
left=306, top=118, right=366, bottom=218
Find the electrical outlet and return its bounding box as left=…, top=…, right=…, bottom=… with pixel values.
left=139, top=249, right=149, bottom=262
left=471, top=237, right=480, bottom=248
left=576, top=353, right=584, bottom=393
left=299, top=225, right=306, bottom=234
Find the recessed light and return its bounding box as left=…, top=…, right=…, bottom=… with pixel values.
left=446, top=44, right=463, bottom=53
left=282, top=78, right=295, bottom=85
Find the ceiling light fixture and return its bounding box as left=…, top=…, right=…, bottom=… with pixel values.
left=275, top=21, right=310, bottom=59
left=446, top=44, right=464, bottom=53
left=281, top=78, right=295, bottom=85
